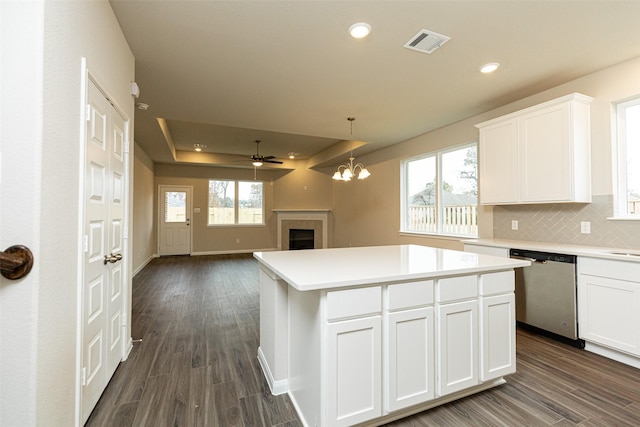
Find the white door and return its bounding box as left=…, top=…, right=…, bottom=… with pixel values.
left=81, top=78, right=128, bottom=423
left=159, top=186, right=192, bottom=255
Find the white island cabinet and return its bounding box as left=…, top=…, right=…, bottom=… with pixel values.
left=255, top=245, right=529, bottom=427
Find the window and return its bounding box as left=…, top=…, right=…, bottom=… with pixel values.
left=614, top=96, right=640, bottom=218
left=401, top=144, right=477, bottom=236
left=208, top=180, right=264, bottom=225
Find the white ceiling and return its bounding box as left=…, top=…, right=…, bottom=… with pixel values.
left=110, top=0, right=640, bottom=169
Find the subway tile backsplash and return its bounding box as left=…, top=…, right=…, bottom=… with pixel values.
left=493, top=195, right=640, bottom=250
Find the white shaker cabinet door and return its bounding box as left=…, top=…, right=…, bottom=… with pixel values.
left=478, top=118, right=519, bottom=204
left=519, top=102, right=572, bottom=202
left=480, top=293, right=516, bottom=381
left=326, top=316, right=382, bottom=427
left=387, top=307, right=435, bottom=412
left=578, top=274, right=640, bottom=356
left=437, top=300, right=479, bottom=396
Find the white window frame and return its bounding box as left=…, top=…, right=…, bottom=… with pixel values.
left=208, top=179, right=265, bottom=227
left=400, top=143, right=478, bottom=237
left=612, top=95, right=640, bottom=220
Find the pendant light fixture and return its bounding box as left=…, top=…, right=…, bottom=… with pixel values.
left=332, top=117, right=371, bottom=181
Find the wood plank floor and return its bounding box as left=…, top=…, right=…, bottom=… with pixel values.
left=86, top=254, right=640, bottom=427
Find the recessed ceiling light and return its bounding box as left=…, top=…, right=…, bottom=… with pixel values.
left=136, top=102, right=149, bottom=110
left=349, top=22, right=371, bottom=39
left=193, top=144, right=207, bottom=152
left=480, top=62, right=500, bottom=74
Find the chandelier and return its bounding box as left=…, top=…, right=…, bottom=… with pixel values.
left=332, top=117, right=371, bottom=181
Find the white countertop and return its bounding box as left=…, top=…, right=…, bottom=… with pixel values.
left=254, top=244, right=530, bottom=291
left=462, top=238, right=640, bottom=262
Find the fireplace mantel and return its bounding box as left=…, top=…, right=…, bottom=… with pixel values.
left=273, top=209, right=330, bottom=250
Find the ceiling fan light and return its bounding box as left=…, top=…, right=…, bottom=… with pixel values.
left=252, top=160, right=263, bottom=167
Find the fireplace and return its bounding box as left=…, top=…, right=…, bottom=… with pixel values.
left=274, top=209, right=329, bottom=250
left=289, top=229, right=315, bottom=250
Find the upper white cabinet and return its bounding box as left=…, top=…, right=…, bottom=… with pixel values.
left=476, top=93, right=593, bottom=205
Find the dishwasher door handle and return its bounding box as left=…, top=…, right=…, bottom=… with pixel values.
left=510, top=255, right=547, bottom=264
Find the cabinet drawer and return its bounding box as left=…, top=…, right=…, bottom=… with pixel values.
left=436, top=276, right=477, bottom=303
left=326, top=286, right=381, bottom=321
left=479, top=271, right=514, bottom=296
left=578, top=257, right=640, bottom=282
left=388, top=280, right=433, bottom=311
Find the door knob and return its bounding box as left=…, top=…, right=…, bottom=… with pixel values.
left=0, top=245, right=34, bottom=280
left=103, top=253, right=123, bottom=265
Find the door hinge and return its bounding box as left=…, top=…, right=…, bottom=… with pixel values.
left=81, top=367, right=87, bottom=386
left=85, top=104, right=91, bottom=122
left=122, top=313, right=127, bottom=327
left=83, top=235, right=88, bottom=253
left=124, top=139, right=130, bottom=154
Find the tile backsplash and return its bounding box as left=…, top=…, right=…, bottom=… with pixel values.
left=493, top=195, right=640, bottom=250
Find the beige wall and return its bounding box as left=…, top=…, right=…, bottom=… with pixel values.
left=331, top=57, right=640, bottom=250
left=273, top=163, right=332, bottom=209
left=155, top=163, right=286, bottom=253
left=133, top=143, right=156, bottom=273
left=0, top=1, right=135, bottom=425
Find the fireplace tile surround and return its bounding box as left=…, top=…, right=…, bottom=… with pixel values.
left=274, top=209, right=330, bottom=250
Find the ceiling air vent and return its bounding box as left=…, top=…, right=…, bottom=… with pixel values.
left=404, top=29, right=450, bottom=54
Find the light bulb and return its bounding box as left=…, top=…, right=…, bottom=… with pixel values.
left=349, top=22, right=371, bottom=39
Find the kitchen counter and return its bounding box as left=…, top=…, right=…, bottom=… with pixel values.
left=254, top=244, right=529, bottom=291
left=255, top=245, right=529, bottom=426
left=462, top=238, right=640, bottom=261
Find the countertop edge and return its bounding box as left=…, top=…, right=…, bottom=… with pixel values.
left=462, top=238, right=640, bottom=262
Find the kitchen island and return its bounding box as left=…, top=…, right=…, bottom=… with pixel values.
left=254, top=245, right=530, bottom=427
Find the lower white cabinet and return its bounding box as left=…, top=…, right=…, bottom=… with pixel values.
left=288, top=273, right=516, bottom=426
left=437, top=300, right=479, bottom=396
left=326, top=316, right=382, bottom=427
left=578, top=272, right=640, bottom=357
left=387, top=307, right=435, bottom=412
left=480, top=293, right=516, bottom=381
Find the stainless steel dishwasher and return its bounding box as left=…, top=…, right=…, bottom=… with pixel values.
left=509, top=249, right=584, bottom=347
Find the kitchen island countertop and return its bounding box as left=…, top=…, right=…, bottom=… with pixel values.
left=254, top=244, right=530, bottom=291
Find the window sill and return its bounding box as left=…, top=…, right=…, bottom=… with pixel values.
left=607, top=216, right=640, bottom=221
left=398, top=231, right=478, bottom=241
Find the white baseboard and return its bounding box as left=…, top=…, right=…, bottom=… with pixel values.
left=257, top=347, right=288, bottom=396
left=584, top=342, right=640, bottom=368
left=191, top=248, right=278, bottom=256
left=132, top=254, right=158, bottom=277
left=123, top=337, right=134, bottom=361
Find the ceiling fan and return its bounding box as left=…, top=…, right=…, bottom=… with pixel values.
left=248, top=140, right=283, bottom=166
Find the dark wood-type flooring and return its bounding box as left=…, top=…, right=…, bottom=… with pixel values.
left=86, top=254, right=640, bottom=426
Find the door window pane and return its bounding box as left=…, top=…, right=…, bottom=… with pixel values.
left=165, top=191, right=186, bottom=223
left=208, top=180, right=235, bottom=225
